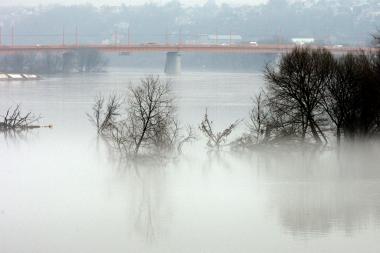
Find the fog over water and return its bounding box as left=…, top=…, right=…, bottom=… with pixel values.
left=1, top=69, right=380, bottom=252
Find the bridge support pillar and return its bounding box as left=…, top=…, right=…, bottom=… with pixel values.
left=164, top=52, right=181, bottom=75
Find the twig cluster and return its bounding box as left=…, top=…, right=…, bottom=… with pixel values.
left=0, top=105, right=41, bottom=131
left=199, top=110, right=241, bottom=150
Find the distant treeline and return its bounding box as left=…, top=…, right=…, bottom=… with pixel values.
left=0, top=49, right=107, bottom=74
left=1, top=1, right=379, bottom=45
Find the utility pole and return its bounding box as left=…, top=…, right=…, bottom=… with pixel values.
left=75, top=25, right=78, bottom=46
left=62, top=26, right=65, bottom=45
left=179, top=27, right=182, bottom=45
left=114, top=30, right=118, bottom=45
left=215, top=28, right=218, bottom=45
left=11, top=25, right=14, bottom=46
left=165, top=29, right=168, bottom=45
left=128, top=27, right=130, bottom=45
left=0, top=26, right=2, bottom=46
left=229, top=31, right=232, bottom=46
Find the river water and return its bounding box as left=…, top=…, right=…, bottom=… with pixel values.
left=1, top=69, right=380, bottom=253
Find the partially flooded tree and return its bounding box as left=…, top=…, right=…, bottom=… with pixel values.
left=0, top=105, right=38, bottom=130
left=87, top=95, right=122, bottom=135
left=320, top=51, right=380, bottom=142
left=124, top=76, right=177, bottom=154
left=247, top=91, right=270, bottom=143
left=319, top=54, right=352, bottom=144
left=0, top=105, right=51, bottom=133
left=265, top=47, right=335, bottom=144
left=199, top=110, right=241, bottom=150
left=89, top=76, right=190, bottom=157
left=341, top=53, right=380, bottom=138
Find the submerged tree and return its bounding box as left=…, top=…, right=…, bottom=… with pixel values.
left=87, top=95, right=122, bottom=135
left=247, top=47, right=380, bottom=147
left=0, top=105, right=39, bottom=131
left=199, top=110, right=241, bottom=150
left=264, top=47, right=335, bottom=143
left=0, top=105, right=51, bottom=135
left=321, top=52, right=380, bottom=142
left=247, top=91, right=270, bottom=144
left=89, top=76, right=193, bottom=157
left=124, top=76, right=177, bottom=154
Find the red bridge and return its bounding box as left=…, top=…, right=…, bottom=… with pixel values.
left=0, top=43, right=375, bottom=54
left=0, top=25, right=378, bottom=74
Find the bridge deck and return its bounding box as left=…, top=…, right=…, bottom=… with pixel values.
left=0, top=44, right=376, bottom=54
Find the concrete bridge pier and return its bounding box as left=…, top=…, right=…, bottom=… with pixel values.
left=164, top=52, right=181, bottom=75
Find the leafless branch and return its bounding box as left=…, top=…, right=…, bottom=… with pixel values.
left=199, top=109, right=241, bottom=150
left=0, top=105, right=44, bottom=132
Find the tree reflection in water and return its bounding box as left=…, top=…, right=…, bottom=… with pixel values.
left=103, top=139, right=380, bottom=246
left=260, top=143, right=380, bottom=237
left=112, top=156, right=171, bottom=243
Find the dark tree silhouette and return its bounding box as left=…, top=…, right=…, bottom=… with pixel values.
left=264, top=47, right=335, bottom=143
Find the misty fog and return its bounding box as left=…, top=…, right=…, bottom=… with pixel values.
left=1, top=1, right=380, bottom=253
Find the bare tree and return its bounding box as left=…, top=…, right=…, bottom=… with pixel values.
left=125, top=76, right=176, bottom=154
left=199, top=110, right=241, bottom=150
left=89, top=76, right=186, bottom=157
left=87, top=95, right=122, bottom=135
left=176, top=126, right=196, bottom=154
left=265, top=47, right=335, bottom=144
left=320, top=53, right=360, bottom=143
left=320, top=51, right=380, bottom=142
left=247, top=90, right=270, bottom=143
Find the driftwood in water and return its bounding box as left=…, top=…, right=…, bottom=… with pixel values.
left=0, top=105, right=51, bottom=131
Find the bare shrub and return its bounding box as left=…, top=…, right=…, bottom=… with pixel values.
left=177, top=126, right=196, bottom=154
left=247, top=90, right=270, bottom=143
left=199, top=110, right=241, bottom=150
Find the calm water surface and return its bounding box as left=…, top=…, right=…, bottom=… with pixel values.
left=0, top=69, right=380, bottom=253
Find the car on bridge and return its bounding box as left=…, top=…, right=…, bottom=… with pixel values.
left=144, top=42, right=158, bottom=46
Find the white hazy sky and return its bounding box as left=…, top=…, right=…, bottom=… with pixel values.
left=0, top=0, right=268, bottom=7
